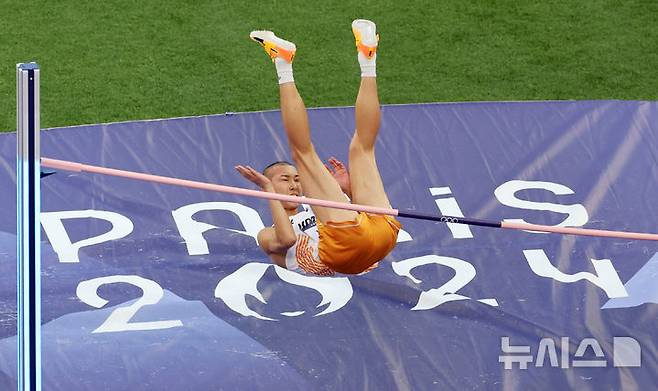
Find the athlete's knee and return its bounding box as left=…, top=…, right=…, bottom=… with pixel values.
left=290, top=146, right=322, bottom=169
left=290, top=145, right=316, bottom=162
left=349, top=134, right=375, bottom=156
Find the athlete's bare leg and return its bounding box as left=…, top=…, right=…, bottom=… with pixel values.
left=249, top=30, right=357, bottom=223
left=279, top=83, right=358, bottom=223
left=347, top=20, right=391, bottom=208
left=348, top=77, right=391, bottom=208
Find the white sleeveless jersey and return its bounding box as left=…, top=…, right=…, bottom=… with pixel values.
left=284, top=205, right=334, bottom=276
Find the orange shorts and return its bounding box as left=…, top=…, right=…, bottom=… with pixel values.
left=317, top=212, right=402, bottom=274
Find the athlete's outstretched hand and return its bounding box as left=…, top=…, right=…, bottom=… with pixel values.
left=325, top=157, right=351, bottom=196
left=235, top=165, right=273, bottom=192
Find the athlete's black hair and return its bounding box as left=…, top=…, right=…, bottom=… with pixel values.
left=262, top=161, right=295, bottom=177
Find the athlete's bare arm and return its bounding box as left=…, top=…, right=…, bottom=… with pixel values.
left=235, top=165, right=296, bottom=266
left=325, top=157, right=352, bottom=198
left=256, top=228, right=290, bottom=268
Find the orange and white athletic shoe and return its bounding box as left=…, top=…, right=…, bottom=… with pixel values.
left=351, top=19, right=379, bottom=59
left=249, top=30, right=296, bottom=63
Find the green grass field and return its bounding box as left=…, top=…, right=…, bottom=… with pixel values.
left=1, top=0, right=657, bottom=131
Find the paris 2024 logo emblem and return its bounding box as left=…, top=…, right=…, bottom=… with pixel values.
left=214, top=263, right=353, bottom=321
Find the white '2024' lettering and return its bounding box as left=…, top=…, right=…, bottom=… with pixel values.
left=76, top=275, right=183, bottom=333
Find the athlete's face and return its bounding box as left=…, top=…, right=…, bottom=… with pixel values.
left=266, top=164, right=302, bottom=210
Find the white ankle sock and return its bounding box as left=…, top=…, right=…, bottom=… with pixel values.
left=358, top=52, right=376, bottom=78
left=274, top=57, right=294, bottom=84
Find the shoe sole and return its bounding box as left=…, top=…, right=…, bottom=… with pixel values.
left=352, top=19, right=378, bottom=59
left=249, top=31, right=296, bottom=63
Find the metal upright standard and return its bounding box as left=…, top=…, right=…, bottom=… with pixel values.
left=17, top=62, right=41, bottom=391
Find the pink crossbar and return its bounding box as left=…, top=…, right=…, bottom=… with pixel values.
left=41, top=157, right=658, bottom=241
left=501, top=221, right=658, bottom=241
left=40, top=157, right=398, bottom=216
